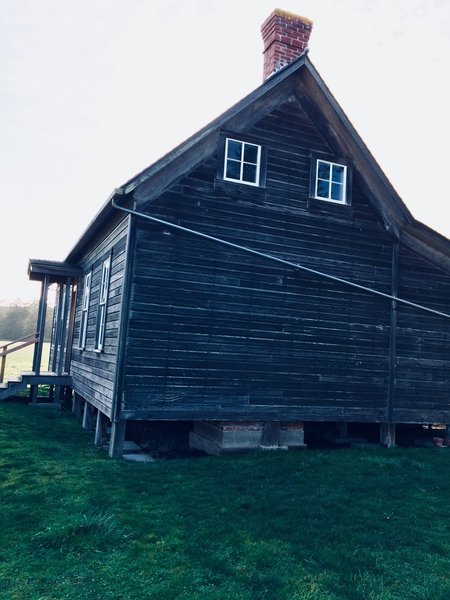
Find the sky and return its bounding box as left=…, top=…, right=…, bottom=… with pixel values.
left=1, top=0, right=449, bottom=304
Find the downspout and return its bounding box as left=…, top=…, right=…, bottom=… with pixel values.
left=110, top=212, right=137, bottom=424
left=111, top=192, right=450, bottom=321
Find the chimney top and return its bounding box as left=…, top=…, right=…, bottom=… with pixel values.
left=261, top=8, right=313, bottom=81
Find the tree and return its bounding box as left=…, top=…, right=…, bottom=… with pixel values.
left=0, top=301, right=53, bottom=342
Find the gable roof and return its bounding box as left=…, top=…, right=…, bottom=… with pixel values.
left=65, top=53, right=450, bottom=273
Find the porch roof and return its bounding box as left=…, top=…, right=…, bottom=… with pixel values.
left=28, top=259, right=82, bottom=283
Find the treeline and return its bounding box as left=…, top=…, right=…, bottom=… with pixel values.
left=0, top=301, right=53, bottom=342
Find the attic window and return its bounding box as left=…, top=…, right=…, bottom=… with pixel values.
left=223, top=138, right=262, bottom=186
left=314, top=159, right=348, bottom=203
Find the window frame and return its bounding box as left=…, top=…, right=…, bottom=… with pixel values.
left=309, top=156, right=351, bottom=205
left=78, top=271, right=92, bottom=350
left=219, top=135, right=267, bottom=189
left=94, top=254, right=111, bottom=353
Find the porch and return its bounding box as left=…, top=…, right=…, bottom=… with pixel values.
left=0, top=259, right=81, bottom=402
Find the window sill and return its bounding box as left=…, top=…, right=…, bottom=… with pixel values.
left=307, top=197, right=353, bottom=216
left=214, top=178, right=267, bottom=199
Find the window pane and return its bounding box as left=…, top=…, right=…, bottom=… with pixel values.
left=243, top=143, right=259, bottom=164
left=227, top=139, right=242, bottom=160
left=79, top=313, right=86, bottom=347
left=332, top=164, right=345, bottom=184
left=331, top=182, right=344, bottom=201
left=243, top=163, right=257, bottom=183
left=316, top=179, right=329, bottom=198
left=223, top=138, right=262, bottom=187
left=225, top=159, right=240, bottom=180
left=317, top=161, right=330, bottom=179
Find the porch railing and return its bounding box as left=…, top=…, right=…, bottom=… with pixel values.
left=0, top=333, right=39, bottom=383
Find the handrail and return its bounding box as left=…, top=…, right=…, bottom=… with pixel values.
left=0, top=332, right=39, bottom=383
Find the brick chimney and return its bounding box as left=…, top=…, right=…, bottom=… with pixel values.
left=261, top=9, right=313, bottom=80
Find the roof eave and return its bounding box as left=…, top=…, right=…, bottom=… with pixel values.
left=62, top=51, right=450, bottom=273
left=401, top=220, right=450, bottom=274
left=63, top=53, right=308, bottom=264
left=296, top=58, right=414, bottom=237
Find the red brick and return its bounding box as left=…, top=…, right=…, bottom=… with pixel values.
left=261, top=9, right=313, bottom=80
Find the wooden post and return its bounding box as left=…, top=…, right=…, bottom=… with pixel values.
left=62, top=386, right=73, bottom=408
left=336, top=422, right=348, bottom=438
left=82, top=401, right=96, bottom=430
left=0, top=343, right=6, bottom=384
left=53, top=385, right=63, bottom=404
left=111, top=216, right=134, bottom=424
left=387, top=242, right=399, bottom=424
left=72, top=392, right=83, bottom=417
left=380, top=423, right=396, bottom=448
left=57, top=278, right=71, bottom=375
left=51, top=284, right=64, bottom=373
left=32, top=275, right=50, bottom=375
left=109, top=420, right=126, bottom=458
left=95, top=411, right=109, bottom=447
left=64, top=285, right=78, bottom=374
left=31, top=275, right=50, bottom=403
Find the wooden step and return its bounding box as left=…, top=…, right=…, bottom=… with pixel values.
left=0, top=372, right=72, bottom=401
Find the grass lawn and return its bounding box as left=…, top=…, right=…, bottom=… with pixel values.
left=1, top=402, right=450, bottom=600
left=0, top=341, right=50, bottom=381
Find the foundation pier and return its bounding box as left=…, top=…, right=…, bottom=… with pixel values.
left=380, top=423, right=396, bottom=448
left=109, top=420, right=126, bottom=458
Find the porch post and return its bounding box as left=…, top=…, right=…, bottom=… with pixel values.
left=51, top=283, right=64, bottom=373
left=64, top=284, right=78, bottom=374
left=32, top=275, right=50, bottom=374
left=31, top=275, right=49, bottom=403
left=57, top=278, right=71, bottom=375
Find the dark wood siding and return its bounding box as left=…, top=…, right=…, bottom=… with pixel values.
left=394, top=245, right=450, bottom=423
left=122, top=102, right=396, bottom=421
left=70, top=217, right=129, bottom=417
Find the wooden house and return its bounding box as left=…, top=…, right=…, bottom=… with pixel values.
left=8, top=9, right=450, bottom=456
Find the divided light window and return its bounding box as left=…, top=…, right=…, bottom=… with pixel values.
left=315, top=159, right=347, bottom=203
left=78, top=271, right=91, bottom=350
left=223, top=138, right=262, bottom=186
left=94, top=256, right=111, bottom=352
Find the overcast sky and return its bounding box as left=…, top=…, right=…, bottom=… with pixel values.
left=1, top=0, right=449, bottom=303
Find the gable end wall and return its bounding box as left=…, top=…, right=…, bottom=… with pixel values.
left=122, top=102, right=407, bottom=422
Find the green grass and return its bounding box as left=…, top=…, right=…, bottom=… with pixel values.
left=0, top=341, right=50, bottom=381
left=1, top=402, right=450, bottom=599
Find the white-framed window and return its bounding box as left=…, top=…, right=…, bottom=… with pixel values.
left=78, top=271, right=91, bottom=349
left=94, top=256, right=111, bottom=352
left=223, top=138, right=262, bottom=186
left=314, top=159, right=347, bottom=203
